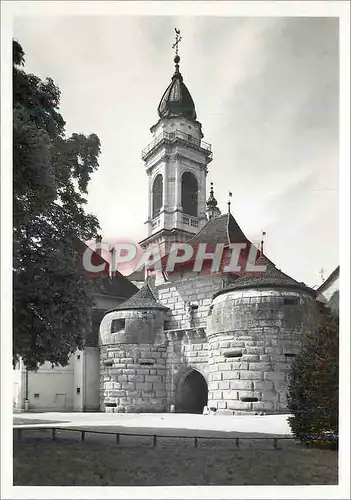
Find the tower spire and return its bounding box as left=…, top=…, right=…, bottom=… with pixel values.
left=206, top=182, right=221, bottom=220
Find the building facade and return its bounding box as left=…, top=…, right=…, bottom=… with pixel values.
left=99, top=51, right=319, bottom=415
left=14, top=45, right=324, bottom=415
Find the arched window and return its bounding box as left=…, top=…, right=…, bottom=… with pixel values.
left=181, top=172, right=198, bottom=217
left=152, top=174, right=163, bottom=218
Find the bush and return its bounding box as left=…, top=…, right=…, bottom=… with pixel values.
left=287, top=303, right=339, bottom=449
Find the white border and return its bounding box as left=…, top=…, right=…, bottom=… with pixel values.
left=1, top=1, right=350, bottom=499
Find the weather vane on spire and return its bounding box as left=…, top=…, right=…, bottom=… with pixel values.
left=319, top=268, right=325, bottom=283
left=172, top=28, right=182, bottom=57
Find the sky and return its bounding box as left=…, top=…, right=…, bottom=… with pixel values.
left=13, top=15, right=339, bottom=288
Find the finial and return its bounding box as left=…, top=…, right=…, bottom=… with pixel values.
left=260, top=231, right=266, bottom=256
left=172, top=28, right=182, bottom=73
left=207, top=182, right=221, bottom=220
left=207, top=182, right=218, bottom=208
left=207, top=182, right=217, bottom=207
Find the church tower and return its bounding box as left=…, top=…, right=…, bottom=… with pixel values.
left=139, top=31, right=213, bottom=255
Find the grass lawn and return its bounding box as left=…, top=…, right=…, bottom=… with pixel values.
left=13, top=429, right=338, bottom=486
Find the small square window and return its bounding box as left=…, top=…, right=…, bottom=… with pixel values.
left=111, top=318, right=126, bottom=334
left=77, top=355, right=81, bottom=360
left=34, top=393, right=40, bottom=398
left=76, top=388, right=81, bottom=395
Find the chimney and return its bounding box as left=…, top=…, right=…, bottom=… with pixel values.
left=95, top=235, right=102, bottom=256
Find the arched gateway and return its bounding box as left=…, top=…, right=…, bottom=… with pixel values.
left=176, top=369, right=208, bottom=414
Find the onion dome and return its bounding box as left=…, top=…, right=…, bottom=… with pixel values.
left=157, top=55, right=197, bottom=121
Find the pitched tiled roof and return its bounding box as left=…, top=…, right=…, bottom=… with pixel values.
left=108, top=282, right=169, bottom=312
left=214, top=255, right=316, bottom=297
left=317, top=266, right=340, bottom=293
left=188, top=212, right=249, bottom=246
left=327, top=290, right=339, bottom=314
left=91, top=275, right=138, bottom=299
left=74, top=238, right=138, bottom=298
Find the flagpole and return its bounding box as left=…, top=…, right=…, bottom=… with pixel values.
left=228, top=191, right=232, bottom=213
left=260, top=231, right=266, bottom=255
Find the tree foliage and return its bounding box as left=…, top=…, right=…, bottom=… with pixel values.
left=287, top=303, right=339, bottom=449
left=13, top=40, right=101, bottom=370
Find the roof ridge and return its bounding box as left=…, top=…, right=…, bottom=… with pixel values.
left=145, top=281, right=158, bottom=301
left=213, top=253, right=315, bottom=297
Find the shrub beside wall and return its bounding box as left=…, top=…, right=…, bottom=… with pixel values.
left=287, top=304, right=339, bottom=449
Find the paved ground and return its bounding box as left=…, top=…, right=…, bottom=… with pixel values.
left=13, top=411, right=293, bottom=436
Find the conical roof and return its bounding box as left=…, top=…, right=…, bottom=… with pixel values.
left=157, top=57, right=197, bottom=121
left=108, top=282, right=169, bottom=312
left=214, top=254, right=315, bottom=297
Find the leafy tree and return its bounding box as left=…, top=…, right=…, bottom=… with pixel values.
left=13, top=40, right=101, bottom=370
left=287, top=303, right=339, bottom=449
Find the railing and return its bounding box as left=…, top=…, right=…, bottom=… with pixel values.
left=14, top=426, right=298, bottom=450
left=151, top=218, right=160, bottom=229
left=182, top=215, right=199, bottom=227
left=142, top=130, right=212, bottom=159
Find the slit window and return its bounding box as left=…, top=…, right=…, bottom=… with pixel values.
left=223, top=350, right=243, bottom=358
left=140, top=361, right=155, bottom=366
left=283, top=298, right=299, bottom=306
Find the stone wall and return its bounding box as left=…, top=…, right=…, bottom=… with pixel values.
left=99, top=275, right=318, bottom=415
left=100, top=343, right=167, bottom=412
left=157, top=272, right=234, bottom=330
left=100, top=307, right=168, bottom=412
left=207, top=288, right=317, bottom=414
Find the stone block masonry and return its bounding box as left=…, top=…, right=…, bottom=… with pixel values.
left=100, top=344, right=167, bottom=412
left=99, top=268, right=317, bottom=415
left=156, top=273, right=234, bottom=331
left=207, top=287, right=318, bottom=414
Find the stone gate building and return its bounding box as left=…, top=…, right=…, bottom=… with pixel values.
left=99, top=50, right=318, bottom=415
